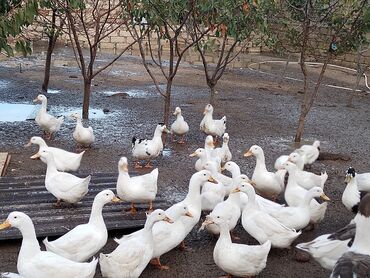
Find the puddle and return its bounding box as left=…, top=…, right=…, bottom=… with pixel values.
left=101, top=89, right=157, bottom=98
left=162, top=148, right=172, bottom=157
left=0, top=80, right=9, bottom=89
left=0, top=103, right=38, bottom=122
left=47, top=89, right=61, bottom=94
left=108, top=69, right=139, bottom=77
left=58, top=108, right=108, bottom=119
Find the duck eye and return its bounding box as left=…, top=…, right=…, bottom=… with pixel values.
left=14, top=216, right=17, bottom=219
left=203, top=173, right=206, bottom=176
left=217, top=216, right=220, bottom=218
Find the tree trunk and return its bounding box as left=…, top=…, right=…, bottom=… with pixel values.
left=347, top=73, right=361, bottom=107
left=209, top=85, right=216, bottom=106
left=42, top=10, right=57, bottom=92
left=163, top=80, right=172, bottom=126
left=295, top=104, right=309, bottom=142
left=42, top=36, right=55, bottom=92
left=82, top=79, right=92, bottom=119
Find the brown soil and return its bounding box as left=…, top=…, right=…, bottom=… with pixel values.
left=0, top=48, right=369, bottom=277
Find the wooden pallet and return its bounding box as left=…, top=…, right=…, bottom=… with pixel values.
left=0, top=172, right=170, bottom=241
left=0, top=153, right=11, bottom=177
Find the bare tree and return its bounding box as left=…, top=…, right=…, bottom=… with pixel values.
left=56, top=0, right=138, bottom=119
left=129, top=0, right=210, bottom=125
left=189, top=0, right=265, bottom=105
left=269, top=0, right=369, bottom=142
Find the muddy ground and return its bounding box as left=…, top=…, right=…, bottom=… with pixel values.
left=0, top=47, right=370, bottom=277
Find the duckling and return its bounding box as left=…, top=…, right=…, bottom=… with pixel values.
left=132, top=123, right=170, bottom=168
left=200, top=104, right=226, bottom=139
left=295, top=140, right=320, bottom=166
left=71, top=112, right=95, bottom=150
left=43, top=190, right=120, bottom=262
left=99, top=210, right=172, bottom=278
left=0, top=212, right=98, bottom=278
left=25, top=136, right=84, bottom=172
left=116, top=157, right=158, bottom=214
left=33, top=94, right=64, bottom=140
left=40, top=150, right=90, bottom=206
left=201, top=214, right=271, bottom=277
left=170, top=107, right=189, bottom=144
left=244, top=145, right=286, bottom=200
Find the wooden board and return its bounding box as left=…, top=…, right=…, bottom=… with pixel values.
left=0, top=172, right=170, bottom=241
left=0, top=153, right=10, bottom=177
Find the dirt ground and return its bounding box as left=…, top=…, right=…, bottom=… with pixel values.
left=0, top=47, right=370, bottom=277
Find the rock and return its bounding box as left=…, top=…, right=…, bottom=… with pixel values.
left=295, top=250, right=311, bottom=263
left=103, top=108, right=110, bottom=114
left=69, top=75, right=78, bottom=79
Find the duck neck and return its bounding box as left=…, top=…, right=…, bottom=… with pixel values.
left=88, top=200, right=106, bottom=227
left=40, top=99, right=47, bottom=112
left=227, top=192, right=241, bottom=206
left=350, top=214, right=370, bottom=255
left=244, top=189, right=257, bottom=209
left=300, top=191, right=315, bottom=207
left=176, top=113, right=183, bottom=120
left=18, top=221, right=40, bottom=260
left=218, top=222, right=232, bottom=243
left=143, top=217, right=157, bottom=232
left=153, top=128, right=163, bottom=139
left=46, top=156, right=58, bottom=175
left=36, top=140, right=48, bottom=151
left=255, top=152, right=267, bottom=172
left=230, top=167, right=241, bottom=178
left=184, top=178, right=202, bottom=207
left=76, top=117, right=83, bottom=128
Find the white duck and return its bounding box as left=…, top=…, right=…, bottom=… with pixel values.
left=200, top=183, right=241, bottom=237
left=170, top=107, right=189, bottom=144
left=33, top=94, right=64, bottom=140
left=236, top=182, right=301, bottom=248
left=214, top=133, right=232, bottom=164
left=40, top=150, right=90, bottom=206
left=331, top=195, right=370, bottom=278
left=342, top=167, right=362, bottom=213
left=99, top=209, right=172, bottom=278
left=201, top=214, right=271, bottom=278
left=286, top=157, right=328, bottom=190
left=356, top=171, right=370, bottom=192
left=43, top=190, right=120, bottom=262
left=149, top=204, right=193, bottom=270
left=268, top=187, right=330, bottom=230
left=71, top=112, right=95, bottom=149
left=132, top=123, right=170, bottom=168
left=190, top=148, right=208, bottom=172
left=116, top=157, right=158, bottom=214
left=274, top=152, right=304, bottom=171
left=201, top=161, right=226, bottom=211
left=296, top=221, right=355, bottom=270
left=244, top=145, right=286, bottom=200
left=25, top=136, right=84, bottom=172
left=165, top=170, right=215, bottom=247
left=295, top=140, right=320, bottom=165
left=199, top=104, right=226, bottom=138
left=203, top=159, right=234, bottom=196
left=0, top=212, right=98, bottom=278
left=283, top=161, right=328, bottom=225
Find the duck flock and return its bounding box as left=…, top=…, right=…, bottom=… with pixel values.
left=1, top=94, right=370, bottom=278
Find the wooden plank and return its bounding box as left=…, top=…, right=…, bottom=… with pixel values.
left=0, top=153, right=10, bottom=177
left=0, top=172, right=170, bottom=240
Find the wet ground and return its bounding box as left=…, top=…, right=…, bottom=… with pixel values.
left=0, top=47, right=370, bottom=277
